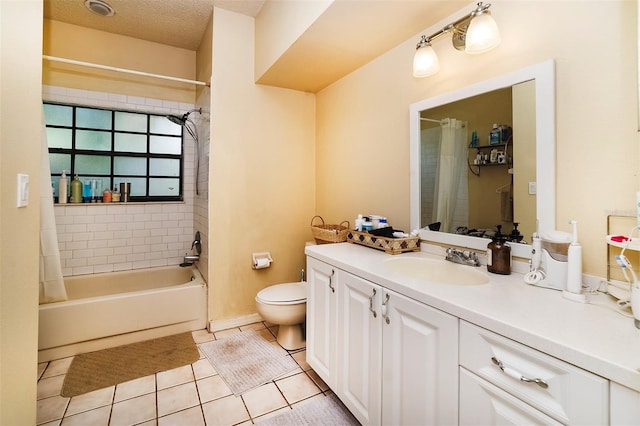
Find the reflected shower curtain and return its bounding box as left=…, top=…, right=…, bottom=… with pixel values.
left=40, top=118, right=67, bottom=303
left=432, top=118, right=468, bottom=233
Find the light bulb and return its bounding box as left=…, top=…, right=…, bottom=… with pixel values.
left=413, top=44, right=440, bottom=78
left=465, top=12, right=501, bottom=54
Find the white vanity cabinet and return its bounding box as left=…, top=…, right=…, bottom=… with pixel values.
left=306, top=257, right=338, bottom=389
left=307, top=256, right=459, bottom=426
left=381, top=288, right=458, bottom=426
left=459, top=321, right=609, bottom=425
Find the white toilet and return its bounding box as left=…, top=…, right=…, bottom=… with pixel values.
left=256, top=282, right=308, bottom=350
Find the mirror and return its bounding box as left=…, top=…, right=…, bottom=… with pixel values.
left=410, top=60, right=555, bottom=258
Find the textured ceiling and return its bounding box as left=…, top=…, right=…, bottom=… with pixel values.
left=43, top=0, right=266, bottom=50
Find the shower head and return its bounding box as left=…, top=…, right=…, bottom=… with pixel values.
left=165, top=108, right=202, bottom=126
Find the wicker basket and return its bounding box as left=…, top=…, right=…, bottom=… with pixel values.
left=310, top=216, right=350, bottom=244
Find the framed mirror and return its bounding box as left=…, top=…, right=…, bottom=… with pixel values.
left=410, top=60, right=555, bottom=258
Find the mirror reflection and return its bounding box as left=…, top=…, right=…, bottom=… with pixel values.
left=418, top=81, right=536, bottom=244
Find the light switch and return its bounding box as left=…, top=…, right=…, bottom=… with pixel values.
left=528, top=181, right=537, bottom=195
left=17, top=174, right=29, bottom=207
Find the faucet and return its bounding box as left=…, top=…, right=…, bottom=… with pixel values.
left=181, top=231, right=202, bottom=265
left=445, top=248, right=480, bottom=267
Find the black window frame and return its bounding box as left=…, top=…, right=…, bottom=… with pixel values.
left=44, top=102, right=184, bottom=202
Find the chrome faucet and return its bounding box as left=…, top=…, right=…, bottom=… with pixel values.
left=182, top=231, right=201, bottom=265
left=445, top=248, right=480, bottom=267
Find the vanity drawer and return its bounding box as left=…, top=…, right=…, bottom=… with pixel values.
left=459, top=321, right=608, bottom=424
left=460, top=367, right=561, bottom=425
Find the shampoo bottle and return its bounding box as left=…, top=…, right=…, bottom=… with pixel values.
left=70, top=175, right=83, bottom=203
left=58, top=170, right=68, bottom=204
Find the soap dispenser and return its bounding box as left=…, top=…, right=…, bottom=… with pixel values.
left=487, top=225, right=511, bottom=275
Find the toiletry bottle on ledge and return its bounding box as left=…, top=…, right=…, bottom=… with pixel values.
left=111, top=187, right=121, bottom=202
left=489, top=124, right=501, bottom=145
left=58, top=170, right=68, bottom=204
left=102, top=187, right=112, bottom=203
left=70, top=175, right=83, bottom=203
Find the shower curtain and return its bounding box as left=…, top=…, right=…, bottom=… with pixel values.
left=432, top=118, right=468, bottom=233
left=40, top=118, right=67, bottom=303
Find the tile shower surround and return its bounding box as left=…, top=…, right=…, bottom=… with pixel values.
left=43, top=85, right=204, bottom=277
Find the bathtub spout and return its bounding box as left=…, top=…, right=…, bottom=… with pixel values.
left=183, top=254, right=199, bottom=263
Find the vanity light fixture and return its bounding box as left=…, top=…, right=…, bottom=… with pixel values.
left=413, top=2, right=500, bottom=78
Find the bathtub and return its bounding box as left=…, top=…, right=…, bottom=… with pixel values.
left=38, top=265, right=207, bottom=362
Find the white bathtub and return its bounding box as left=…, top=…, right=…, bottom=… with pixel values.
left=38, top=265, right=207, bottom=362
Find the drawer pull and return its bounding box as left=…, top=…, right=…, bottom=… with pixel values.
left=369, top=288, right=377, bottom=318
left=491, top=356, right=549, bottom=389
left=381, top=293, right=390, bottom=324
left=329, top=269, right=335, bottom=293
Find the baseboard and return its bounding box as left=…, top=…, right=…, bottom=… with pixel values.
left=208, top=313, right=263, bottom=332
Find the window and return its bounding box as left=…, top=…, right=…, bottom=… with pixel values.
left=44, top=103, right=184, bottom=202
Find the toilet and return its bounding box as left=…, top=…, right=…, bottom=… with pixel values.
left=256, top=282, right=308, bottom=350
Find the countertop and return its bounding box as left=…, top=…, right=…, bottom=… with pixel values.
left=305, top=242, right=640, bottom=392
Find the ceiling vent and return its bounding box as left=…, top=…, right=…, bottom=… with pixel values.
left=84, top=0, right=115, bottom=17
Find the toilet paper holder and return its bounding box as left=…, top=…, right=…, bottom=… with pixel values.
left=252, top=252, right=273, bottom=269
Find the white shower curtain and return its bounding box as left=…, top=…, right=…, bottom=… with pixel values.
left=432, top=118, right=468, bottom=233
left=40, top=119, right=67, bottom=303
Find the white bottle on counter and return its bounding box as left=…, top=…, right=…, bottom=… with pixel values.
left=58, top=170, right=68, bottom=204
left=355, top=214, right=364, bottom=231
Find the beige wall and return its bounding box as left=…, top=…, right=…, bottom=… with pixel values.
left=43, top=20, right=197, bottom=104
left=1, top=1, right=42, bottom=423
left=316, top=0, right=638, bottom=278
left=210, top=8, right=316, bottom=322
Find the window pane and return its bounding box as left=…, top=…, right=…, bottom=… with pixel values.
left=114, top=178, right=146, bottom=196
left=77, top=107, right=111, bottom=130
left=150, top=115, right=182, bottom=135
left=76, top=130, right=111, bottom=151
left=114, top=156, right=146, bottom=175
left=46, top=128, right=72, bottom=149
left=115, top=111, right=147, bottom=132
left=115, top=133, right=146, bottom=153
left=49, top=153, right=71, bottom=175
left=150, top=135, right=181, bottom=154
left=149, top=158, right=180, bottom=177
left=44, top=104, right=72, bottom=126
left=149, top=178, right=180, bottom=196
left=75, top=154, right=111, bottom=175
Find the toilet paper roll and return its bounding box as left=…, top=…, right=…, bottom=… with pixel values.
left=254, top=258, right=270, bottom=269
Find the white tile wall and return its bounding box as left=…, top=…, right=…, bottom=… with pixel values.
left=43, top=85, right=201, bottom=276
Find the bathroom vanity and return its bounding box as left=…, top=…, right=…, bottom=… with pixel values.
left=305, top=242, right=640, bottom=425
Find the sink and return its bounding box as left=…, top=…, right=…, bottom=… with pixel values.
left=383, top=257, right=490, bottom=285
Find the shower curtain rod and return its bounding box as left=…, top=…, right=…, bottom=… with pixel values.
left=43, top=55, right=210, bottom=87
left=420, top=117, right=444, bottom=123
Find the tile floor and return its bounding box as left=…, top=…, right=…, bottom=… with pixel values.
left=36, top=322, right=350, bottom=425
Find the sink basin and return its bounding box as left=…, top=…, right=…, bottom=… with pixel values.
left=383, top=257, right=490, bottom=285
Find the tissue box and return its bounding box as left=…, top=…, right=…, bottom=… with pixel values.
left=347, top=231, right=420, bottom=255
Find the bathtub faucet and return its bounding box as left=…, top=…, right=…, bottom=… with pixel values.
left=181, top=231, right=202, bottom=266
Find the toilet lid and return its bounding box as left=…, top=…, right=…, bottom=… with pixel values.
left=257, top=282, right=308, bottom=305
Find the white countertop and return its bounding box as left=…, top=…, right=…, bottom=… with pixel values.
left=305, top=242, right=640, bottom=392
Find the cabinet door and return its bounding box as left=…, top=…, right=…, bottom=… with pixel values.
left=338, top=271, right=382, bottom=426
left=460, top=368, right=562, bottom=425
left=610, top=382, right=640, bottom=425
left=306, top=257, right=337, bottom=388
left=381, top=289, right=459, bottom=426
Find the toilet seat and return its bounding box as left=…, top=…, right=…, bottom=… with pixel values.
left=256, top=282, right=308, bottom=305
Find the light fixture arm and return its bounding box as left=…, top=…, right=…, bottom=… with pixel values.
left=417, top=2, right=493, bottom=50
